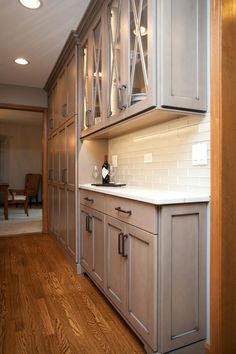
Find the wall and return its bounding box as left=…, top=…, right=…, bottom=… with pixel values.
left=0, top=84, right=47, bottom=107
left=0, top=122, right=42, bottom=189
left=108, top=114, right=210, bottom=194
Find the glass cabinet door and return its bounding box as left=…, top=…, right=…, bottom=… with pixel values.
left=107, top=0, right=122, bottom=118
left=92, top=20, right=103, bottom=125
left=129, top=0, right=148, bottom=107
left=81, top=12, right=104, bottom=133
left=106, top=0, right=156, bottom=123
left=82, top=40, right=90, bottom=130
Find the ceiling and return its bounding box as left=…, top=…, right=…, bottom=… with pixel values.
left=0, top=0, right=89, bottom=89
left=0, top=109, right=43, bottom=126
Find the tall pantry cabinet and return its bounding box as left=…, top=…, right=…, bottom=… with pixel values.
left=46, top=33, right=78, bottom=263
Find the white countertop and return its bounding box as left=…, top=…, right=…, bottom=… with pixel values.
left=79, top=184, right=210, bottom=205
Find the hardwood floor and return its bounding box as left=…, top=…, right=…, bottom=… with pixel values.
left=0, top=234, right=145, bottom=354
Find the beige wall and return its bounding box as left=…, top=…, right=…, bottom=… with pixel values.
left=0, top=84, right=47, bottom=107
left=0, top=122, right=42, bottom=189
left=108, top=115, right=210, bottom=194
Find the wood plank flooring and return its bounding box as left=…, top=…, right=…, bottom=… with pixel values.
left=0, top=234, right=145, bottom=354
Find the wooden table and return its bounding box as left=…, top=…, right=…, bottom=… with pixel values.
left=0, top=183, right=9, bottom=220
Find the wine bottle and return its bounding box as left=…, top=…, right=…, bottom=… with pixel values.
left=102, top=155, right=110, bottom=184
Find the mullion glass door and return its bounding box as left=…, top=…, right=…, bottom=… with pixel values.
left=129, top=0, right=148, bottom=107
left=92, top=20, right=103, bottom=125
left=107, top=0, right=123, bottom=118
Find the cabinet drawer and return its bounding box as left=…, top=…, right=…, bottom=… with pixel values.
left=80, top=189, right=105, bottom=213
left=105, top=195, right=158, bottom=234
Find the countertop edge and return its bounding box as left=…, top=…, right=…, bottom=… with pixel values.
left=78, top=184, right=210, bottom=205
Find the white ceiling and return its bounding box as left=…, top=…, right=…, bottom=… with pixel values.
left=0, top=109, right=43, bottom=126
left=0, top=0, right=89, bottom=88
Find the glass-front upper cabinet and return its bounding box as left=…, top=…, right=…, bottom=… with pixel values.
left=80, top=9, right=105, bottom=134
left=106, top=0, right=157, bottom=124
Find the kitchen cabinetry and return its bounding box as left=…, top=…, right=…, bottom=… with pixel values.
left=105, top=0, right=157, bottom=125
left=46, top=33, right=78, bottom=264
left=80, top=7, right=105, bottom=135
left=161, top=0, right=208, bottom=111
left=79, top=0, right=208, bottom=138
left=105, top=215, right=157, bottom=349
left=80, top=205, right=105, bottom=288
left=48, top=51, right=77, bottom=136
left=79, top=187, right=208, bottom=354
left=48, top=118, right=77, bottom=261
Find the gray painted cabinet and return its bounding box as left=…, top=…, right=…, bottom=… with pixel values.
left=161, top=0, right=208, bottom=111
left=105, top=215, right=158, bottom=350
left=79, top=189, right=208, bottom=354
left=159, top=203, right=207, bottom=353
left=80, top=205, right=105, bottom=288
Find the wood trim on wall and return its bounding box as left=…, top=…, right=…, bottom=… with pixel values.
left=210, top=0, right=236, bottom=353
left=0, top=103, right=48, bottom=234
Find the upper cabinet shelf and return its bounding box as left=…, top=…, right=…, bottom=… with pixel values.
left=79, top=0, right=208, bottom=138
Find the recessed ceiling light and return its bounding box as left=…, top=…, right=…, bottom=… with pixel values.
left=18, top=0, right=42, bottom=9
left=14, top=58, right=29, bottom=65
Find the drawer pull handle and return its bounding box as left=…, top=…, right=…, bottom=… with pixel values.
left=118, top=232, right=123, bottom=255
left=122, top=234, right=128, bottom=258
left=84, top=197, right=94, bottom=203
left=115, top=207, right=132, bottom=216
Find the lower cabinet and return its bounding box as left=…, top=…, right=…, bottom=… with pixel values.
left=80, top=205, right=105, bottom=288
left=105, top=216, right=157, bottom=350
left=80, top=189, right=208, bottom=354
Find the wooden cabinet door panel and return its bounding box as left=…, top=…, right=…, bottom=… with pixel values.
left=125, top=224, right=158, bottom=350
left=57, top=68, right=67, bottom=125
left=105, top=216, right=126, bottom=313
left=67, top=190, right=76, bottom=260
left=53, top=186, right=59, bottom=236
left=67, top=121, right=75, bottom=186
left=53, top=134, right=60, bottom=183
left=48, top=185, right=54, bottom=233
left=80, top=206, right=92, bottom=272
left=161, top=0, right=207, bottom=111
left=91, top=209, right=105, bottom=287
left=160, top=203, right=207, bottom=353
left=58, top=128, right=67, bottom=184
left=59, top=187, right=67, bottom=246
left=67, top=54, right=76, bottom=118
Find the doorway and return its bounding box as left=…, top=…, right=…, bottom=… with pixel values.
left=0, top=103, right=48, bottom=236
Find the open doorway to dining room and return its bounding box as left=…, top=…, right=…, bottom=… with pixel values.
left=0, top=104, right=48, bottom=236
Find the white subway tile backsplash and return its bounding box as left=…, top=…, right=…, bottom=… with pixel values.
left=108, top=115, right=210, bottom=194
